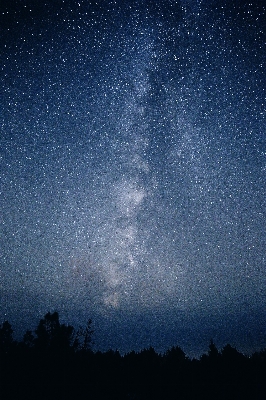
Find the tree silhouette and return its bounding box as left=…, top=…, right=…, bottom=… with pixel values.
left=208, top=339, right=220, bottom=360
left=0, top=320, right=14, bottom=356
left=23, top=329, right=35, bottom=348
left=2, top=312, right=266, bottom=400
left=221, top=343, right=245, bottom=363
left=73, top=319, right=93, bottom=353
left=165, top=345, right=187, bottom=364
left=35, top=311, right=74, bottom=355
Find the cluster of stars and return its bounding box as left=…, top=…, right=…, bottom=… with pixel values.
left=1, top=0, right=266, bottom=354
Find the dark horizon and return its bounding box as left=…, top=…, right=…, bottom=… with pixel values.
left=1, top=309, right=266, bottom=357
left=4, top=306, right=266, bottom=359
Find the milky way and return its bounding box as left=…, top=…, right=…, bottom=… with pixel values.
left=1, top=0, right=266, bottom=355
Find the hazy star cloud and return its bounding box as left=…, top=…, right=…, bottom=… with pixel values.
left=1, top=0, right=266, bottom=355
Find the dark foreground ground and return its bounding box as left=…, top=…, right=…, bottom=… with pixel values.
left=2, top=345, right=266, bottom=400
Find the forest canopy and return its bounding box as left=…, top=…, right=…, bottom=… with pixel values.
left=1, top=312, right=266, bottom=400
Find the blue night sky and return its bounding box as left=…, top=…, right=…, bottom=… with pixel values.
left=1, top=0, right=266, bottom=357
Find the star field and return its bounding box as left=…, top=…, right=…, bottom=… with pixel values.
left=1, top=0, right=266, bottom=355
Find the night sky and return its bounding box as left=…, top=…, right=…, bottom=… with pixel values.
left=1, top=0, right=266, bottom=357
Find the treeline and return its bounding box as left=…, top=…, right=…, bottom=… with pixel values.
left=1, top=312, right=266, bottom=399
